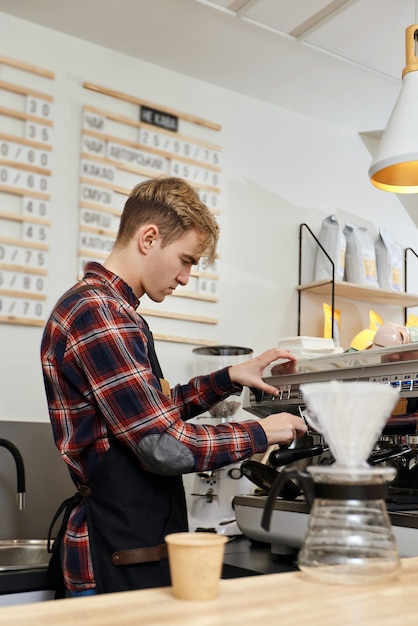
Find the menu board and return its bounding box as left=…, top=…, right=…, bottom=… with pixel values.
left=0, top=56, right=55, bottom=327
left=79, top=82, right=222, bottom=345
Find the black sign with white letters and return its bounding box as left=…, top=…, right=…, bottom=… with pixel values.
left=140, top=106, right=178, bottom=132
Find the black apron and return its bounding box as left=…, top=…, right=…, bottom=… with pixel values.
left=46, top=285, right=188, bottom=596
left=83, top=435, right=188, bottom=593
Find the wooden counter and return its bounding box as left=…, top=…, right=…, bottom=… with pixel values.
left=1, top=558, right=418, bottom=625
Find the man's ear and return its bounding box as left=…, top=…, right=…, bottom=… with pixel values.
left=138, top=224, right=159, bottom=254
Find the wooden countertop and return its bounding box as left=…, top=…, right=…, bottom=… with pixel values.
left=2, top=558, right=418, bottom=625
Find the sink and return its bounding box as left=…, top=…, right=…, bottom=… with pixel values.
left=0, top=540, right=50, bottom=571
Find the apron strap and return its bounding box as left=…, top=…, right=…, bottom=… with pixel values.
left=139, top=315, right=165, bottom=380
left=46, top=492, right=82, bottom=599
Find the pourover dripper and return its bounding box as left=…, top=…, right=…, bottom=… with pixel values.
left=262, top=380, right=401, bottom=584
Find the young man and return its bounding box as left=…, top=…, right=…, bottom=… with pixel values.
left=41, top=177, right=306, bottom=597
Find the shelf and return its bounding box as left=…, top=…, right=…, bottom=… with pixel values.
left=296, top=280, right=418, bottom=308
left=297, top=223, right=418, bottom=337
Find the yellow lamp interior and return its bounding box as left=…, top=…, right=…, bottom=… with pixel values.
left=370, top=160, right=418, bottom=193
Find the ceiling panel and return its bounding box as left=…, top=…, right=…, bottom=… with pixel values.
left=240, top=0, right=336, bottom=33
left=305, top=0, right=416, bottom=78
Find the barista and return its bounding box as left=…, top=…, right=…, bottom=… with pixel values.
left=41, top=177, right=307, bottom=597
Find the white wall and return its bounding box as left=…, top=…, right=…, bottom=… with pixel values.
left=1, top=13, right=418, bottom=424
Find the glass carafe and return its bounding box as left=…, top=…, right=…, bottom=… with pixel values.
left=297, top=465, right=401, bottom=584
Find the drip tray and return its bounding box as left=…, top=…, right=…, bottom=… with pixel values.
left=234, top=494, right=418, bottom=528
left=387, top=495, right=418, bottom=512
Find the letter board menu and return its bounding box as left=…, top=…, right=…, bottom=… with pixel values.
left=79, top=82, right=222, bottom=346
left=0, top=56, right=55, bottom=327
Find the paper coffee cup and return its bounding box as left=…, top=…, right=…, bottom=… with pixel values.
left=165, top=532, right=227, bottom=601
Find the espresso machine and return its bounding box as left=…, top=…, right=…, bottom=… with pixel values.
left=235, top=343, right=418, bottom=558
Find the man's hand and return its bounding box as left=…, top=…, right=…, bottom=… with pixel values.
left=228, top=348, right=296, bottom=397
left=259, top=412, right=307, bottom=445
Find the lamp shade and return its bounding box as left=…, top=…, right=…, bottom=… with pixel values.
left=369, top=25, right=418, bottom=193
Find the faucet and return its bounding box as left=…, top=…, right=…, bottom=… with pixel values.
left=0, top=439, right=26, bottom=510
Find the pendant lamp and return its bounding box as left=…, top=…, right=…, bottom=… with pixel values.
left=369, top=24, right=418, bottom=193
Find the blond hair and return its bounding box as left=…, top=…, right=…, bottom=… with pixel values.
left=116, top=177, right=219, bottom=264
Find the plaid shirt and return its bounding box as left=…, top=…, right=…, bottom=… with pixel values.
left=41, top=262, right=267, bottom=591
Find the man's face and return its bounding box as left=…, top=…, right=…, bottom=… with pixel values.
left=144, top=229, right=202, bottom=302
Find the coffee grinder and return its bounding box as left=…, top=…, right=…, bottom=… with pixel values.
left=188, top=346, right=254, bottom=536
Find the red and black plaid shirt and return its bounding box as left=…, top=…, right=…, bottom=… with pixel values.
left=41, top=262, right=267, bottom=591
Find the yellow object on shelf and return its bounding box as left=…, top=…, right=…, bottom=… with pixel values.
left=406, top=314, right=418, bottom=327
left=323, top=302, right=340, bottom=345
left=350, top=329, right=376, bottom=351
left=369, top=310, right=384, bottom=331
